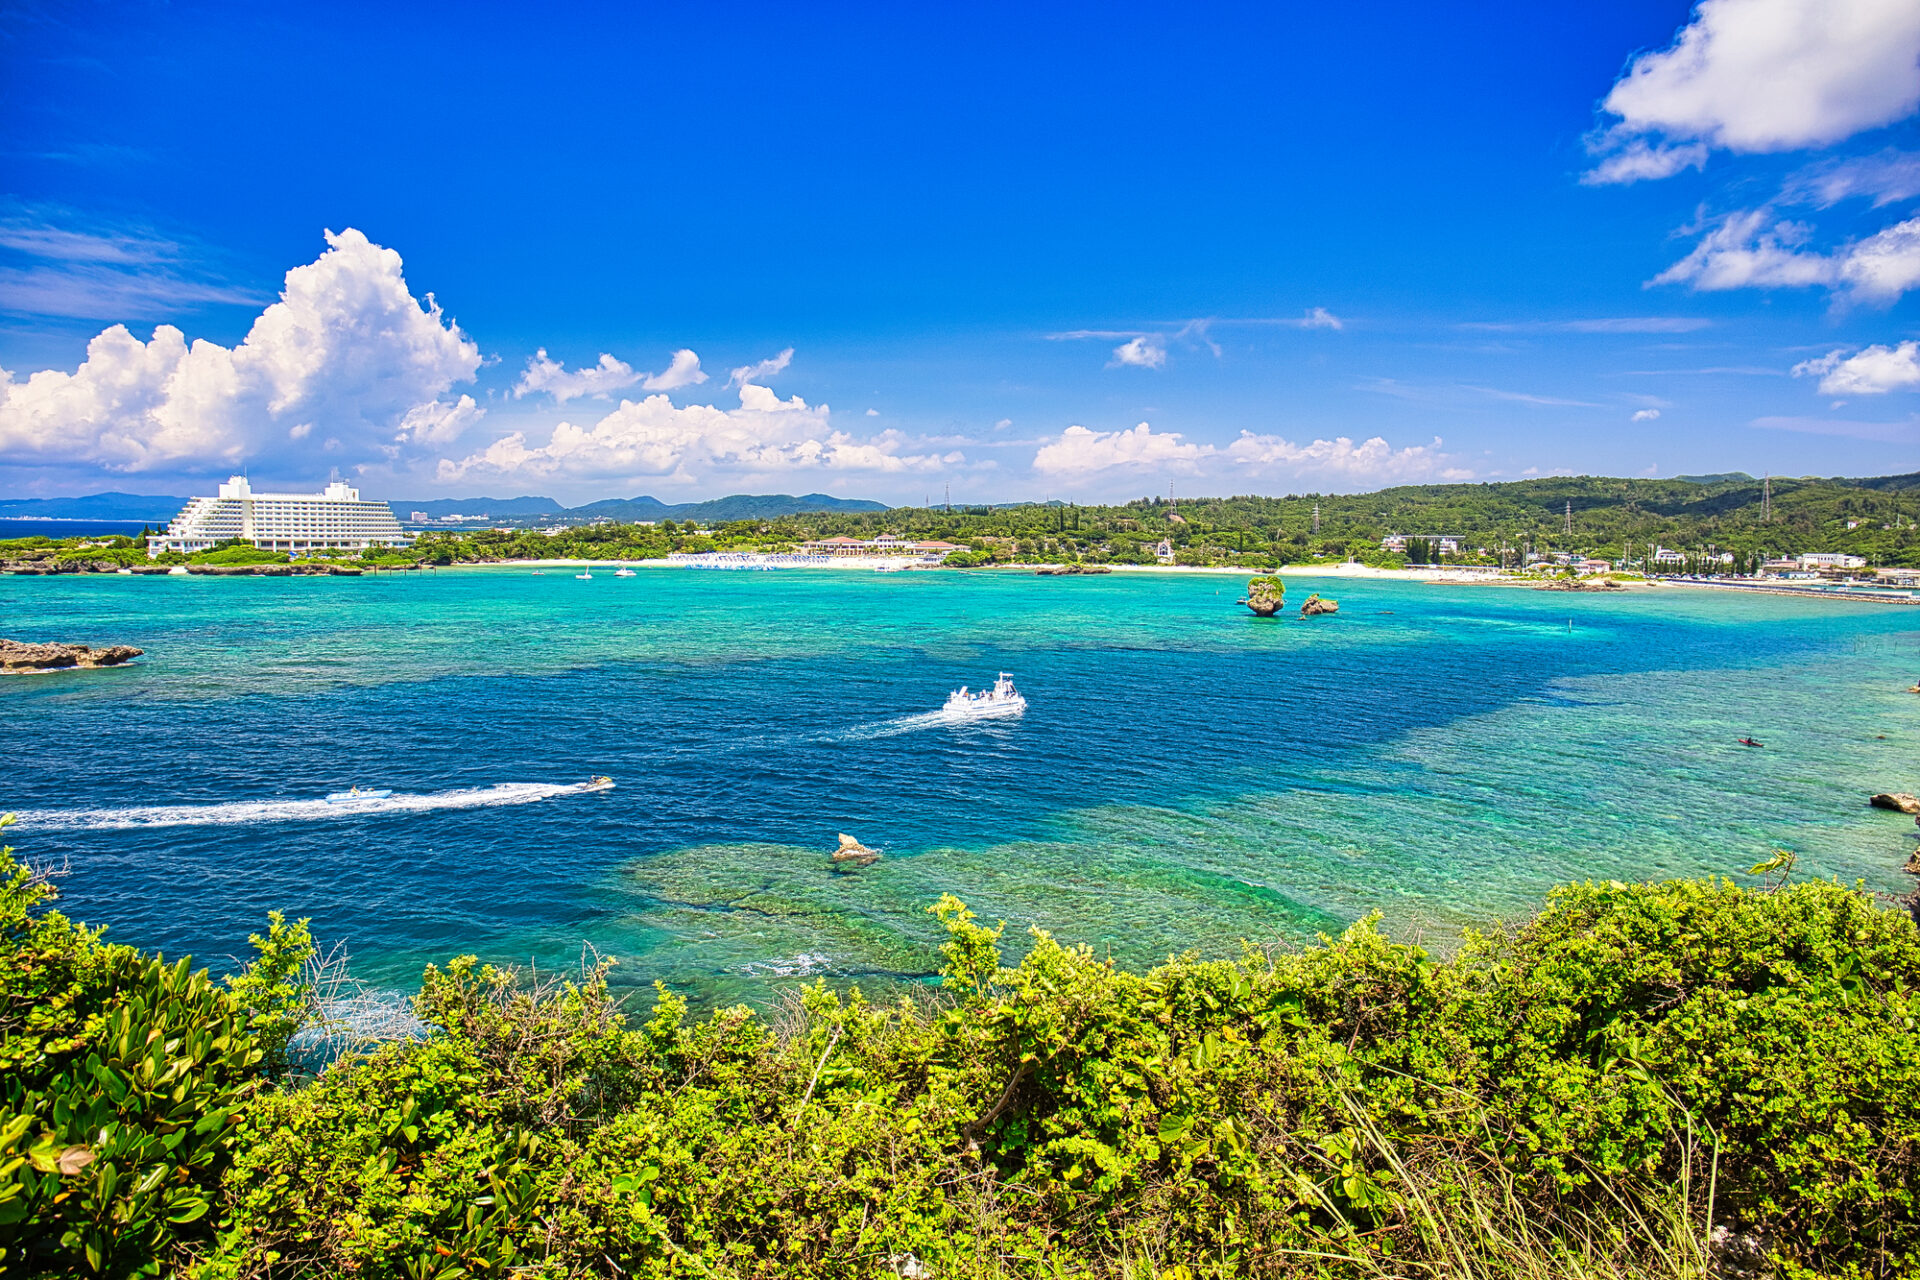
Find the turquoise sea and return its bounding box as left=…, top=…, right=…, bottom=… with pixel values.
left=4, top=566, right=1918, bottom=1005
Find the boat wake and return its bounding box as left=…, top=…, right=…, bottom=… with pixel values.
left=835, top=704, right=1027, bottom=741
left=12, top=782, right=598, bottom=833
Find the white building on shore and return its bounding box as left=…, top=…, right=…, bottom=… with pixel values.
left=147, top=476, right=412, bottom=558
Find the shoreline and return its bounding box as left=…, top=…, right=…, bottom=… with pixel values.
left=13, top=556, right=1916, bottom=603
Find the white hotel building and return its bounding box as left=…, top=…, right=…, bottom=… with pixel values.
left=147, top=476, right=413, bottom=558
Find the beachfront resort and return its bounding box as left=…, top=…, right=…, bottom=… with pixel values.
left=147, top=475, right=413, bottom=559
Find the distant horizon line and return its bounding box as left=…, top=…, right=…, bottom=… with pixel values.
left=11, top=466, right=1920, bottom=518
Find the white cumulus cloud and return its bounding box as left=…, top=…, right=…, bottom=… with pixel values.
left=514, top=347, right=708, bottom=402
left=514, top=350, right=639, bottom=402
left=0, top=228, right=482, bottom=472
left=1031, top=422, right=1469, bottom=485
left=644, top=348, right=707, bottom=391
left=438, top=382, right=956, bottom=485
left=1223, top=432, right=1471, bottom=483
left=1032, top=423, right=1205, bottom=474
left=1792, top=341, right=1920, bottom=393
left=1654, top=210, right=1920, bottom=302
left=727, top=348, right=793, bottom=388
left=1631, top=408, right=1662, bottom=421
left=1587, top=0, right=1920, bottom=183
left=1298, top=307, right=1345, bottom=331
left=1109, top=336, right=1167, bottom=369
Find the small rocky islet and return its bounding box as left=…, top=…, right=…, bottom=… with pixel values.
left=0, top=638, right=144, bottom=674
left=1242, top=576, right=1337, bottom=618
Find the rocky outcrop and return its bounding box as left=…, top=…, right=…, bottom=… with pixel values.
left=1537, top=577, right=1624, bottom=591
left=1869, top=793, right=1920, bottom=815
left=1245, top=576, right=1285, bottom=617
left=1035, top=565, right=1112, bottom=575
left=182, top=563, right=369, bottom=576
left=1, top=638, right=143, bottom=674
left=1300, top=594, right=1339, bottom=617
left=3, top=558, right=122, bottom=575
left=831, top=832, right=880, bottom=867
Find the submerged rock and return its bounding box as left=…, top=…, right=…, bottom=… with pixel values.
left=1245, top=576, right=1285, bottom=617
left=0, top=638, right=144, bottom=674
left=1870, top=793, right=1920, bottom=815
left=1300, top=594, right=1339, bottom=617
left=831, top=832, right=880, bottom=867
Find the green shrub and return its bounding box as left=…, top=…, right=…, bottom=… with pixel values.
left=0, top=817, right=311, bottom=1278
left=6, top=804, right=1918, bottom=1277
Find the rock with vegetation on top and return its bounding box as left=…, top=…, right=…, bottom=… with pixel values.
left=1869, top=793, right=1920, bottom=815
left=831, top=832, right=880, bottom=866
left=1245, top=575, right=1285, bottom=616
left=0, top=638, right=143, bottom=674
left=1904, top=847, right=1920, bottom=876
left=1300, top=593, right=1339, bottom=617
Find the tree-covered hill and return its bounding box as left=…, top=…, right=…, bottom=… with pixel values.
left=741, top=471, right=1920, bottom=567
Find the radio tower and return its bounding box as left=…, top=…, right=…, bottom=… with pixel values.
left=1312, top=503, right=1321, bottom=535
left=1564, top=500, right=1572, bottom=534
left=1762, top=474, right=1771, bottom=522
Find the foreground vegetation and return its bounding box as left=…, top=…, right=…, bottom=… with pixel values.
left=5, top=811, right=1918, bottom=1279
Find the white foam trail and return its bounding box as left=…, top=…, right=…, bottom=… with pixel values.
left=833, top=705, right=1027, bottom=741
left=12, top=782, right=592, bottom=832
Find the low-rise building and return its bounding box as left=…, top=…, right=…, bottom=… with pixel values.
left=148, top=476, right=411, bottom=558
left=1381, top=534, right=1461, bottom=554
left=1799, top=553, right=1867, bottom=570
left=795, top=536, right=962, bottom=561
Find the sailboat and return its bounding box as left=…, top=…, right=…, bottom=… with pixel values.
left=575, top=567, right=594, bottom=580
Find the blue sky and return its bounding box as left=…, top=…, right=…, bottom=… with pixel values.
left=2, top=0, right=1918, bottom=504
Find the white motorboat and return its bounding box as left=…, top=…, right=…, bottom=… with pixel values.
left=613, top=567, right=636, bottom=577
left=943, top=671, right=1027, bottom=718
left=325, top=786, right=393, bottom=802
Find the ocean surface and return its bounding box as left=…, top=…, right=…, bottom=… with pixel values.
left=4, top=566, right=1918, bottom=1006
left=1, top=519, right=155, bottom=539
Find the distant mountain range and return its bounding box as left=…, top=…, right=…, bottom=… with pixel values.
left=9, top=474, right=1920, bottom=528
left=0, top=490, right=892, bottom=525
